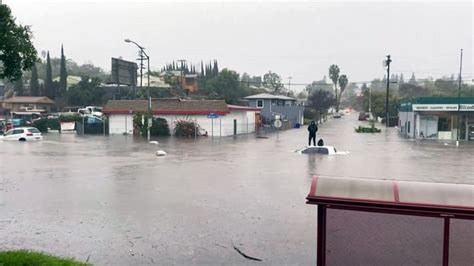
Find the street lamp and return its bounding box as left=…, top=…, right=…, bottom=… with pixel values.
left=383, top=55, right=392, bottom=128
left=125, top=38, right=151, bottom=140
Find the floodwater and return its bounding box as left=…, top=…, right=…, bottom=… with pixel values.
left=1, top=113, right=473, bottom=265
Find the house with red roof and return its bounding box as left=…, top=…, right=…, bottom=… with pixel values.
left=103, top=98, right=260, bottom=136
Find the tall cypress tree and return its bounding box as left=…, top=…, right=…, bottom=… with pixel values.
left=206, top=61, right=212, bottom=78
left=200, top=61, right=204, bottom=77
left=30, top=64, right=39, bottom=96
left=45, top=51, right=53, bottom=99
left=213, top=60, right=219, bottom=76
left=59, top=44, right=68, bottom=96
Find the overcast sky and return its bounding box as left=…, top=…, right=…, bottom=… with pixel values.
left=5, top=0, right=473, bottom=91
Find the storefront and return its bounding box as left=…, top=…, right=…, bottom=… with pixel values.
left=399, top=97, right=474, bottom=141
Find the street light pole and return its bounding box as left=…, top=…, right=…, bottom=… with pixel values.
left=125, top=39, right=151, bottom=140
left=384, top=55, right=392, bottom=128
left=456, top=48, right=463, bottom=147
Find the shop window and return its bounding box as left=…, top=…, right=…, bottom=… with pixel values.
left=438, top=117, right=450, bottom=131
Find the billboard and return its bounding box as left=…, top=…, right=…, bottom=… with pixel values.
left=111, top=58, right=137, bottom=86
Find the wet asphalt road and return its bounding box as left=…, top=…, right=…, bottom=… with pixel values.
left=1, top=113, right=473, bottom=265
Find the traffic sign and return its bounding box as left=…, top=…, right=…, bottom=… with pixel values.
left=274, top=119, right=282, bottom=128
left=207, top=113, right=219, bottom=119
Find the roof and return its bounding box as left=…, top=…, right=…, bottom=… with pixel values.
left=307, top=176, right=474, bottom=217
left=227, top=104, right=260, bottom=112
left=410, top=97, right=474, bottom=105
left=2, top=96, right=55, bottom=104
left=103, top=99, right=229, bottom=115
left=53, top=75, right=82, bottom=86
left=244, top=93, right=296, bottom=100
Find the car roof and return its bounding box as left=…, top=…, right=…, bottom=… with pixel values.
left=12, top=127, right=38, bottom=130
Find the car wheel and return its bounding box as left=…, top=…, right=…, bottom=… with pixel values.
left=19, top=138, right=26, bottom=141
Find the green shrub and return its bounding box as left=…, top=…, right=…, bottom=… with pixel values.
left=174, top=120, right=198, bottom=137
left=48, top=118, right=60, bottom=130
left=133, top=113, right=170, bottom=136
left=150, top=118, right=170, bottom=136
left=32, top=119, right=48, bottom=133
left=355, top=125, right=381, bottom=133
left=59, top=114, right=82, bottom=123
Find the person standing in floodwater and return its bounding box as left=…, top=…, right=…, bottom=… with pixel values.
left=307, top=121, right=318, bottom=146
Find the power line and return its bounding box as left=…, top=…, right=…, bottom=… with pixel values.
left=235, top=77, right=474, bottom=87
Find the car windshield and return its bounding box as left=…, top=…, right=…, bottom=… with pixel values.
left=28, top=128, right=41, bottom=133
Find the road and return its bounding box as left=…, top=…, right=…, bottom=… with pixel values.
left=1, top=113, right=473, bottom=265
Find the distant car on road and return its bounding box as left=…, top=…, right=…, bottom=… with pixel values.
left=358, top=112, right=369, bottom=121
left=1, top=127, right=43, bottom=141
left=468, top=125, right=474, bottom=141
left=333, top=113, right=342, bottom=119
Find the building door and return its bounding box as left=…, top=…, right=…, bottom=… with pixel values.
left=420, top=116, right=438, bottom=139
left=255, top=113, right=261, bottom=130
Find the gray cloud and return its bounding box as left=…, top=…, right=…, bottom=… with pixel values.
left=5, top=1, right=473, bottom=91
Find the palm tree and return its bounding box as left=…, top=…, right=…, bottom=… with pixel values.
left=337, top=75, right=348, bottom=112
left=329, top=64, right=340, bottom=111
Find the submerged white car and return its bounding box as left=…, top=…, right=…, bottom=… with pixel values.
left=296, top=145, right=349, bottom=155
left=2, top=127, right=43, bottom=141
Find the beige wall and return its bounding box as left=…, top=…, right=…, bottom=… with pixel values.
left=2, top=102, right=52, bottom=112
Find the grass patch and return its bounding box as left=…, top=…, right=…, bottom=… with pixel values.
left=355, top=125, right=382, bottom=133
left=0, top=250, right=91, bottom=266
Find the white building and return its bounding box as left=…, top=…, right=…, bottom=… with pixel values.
left=103, top=99, right=259, bottom=137
left=399, top=97, right=474, bottom=141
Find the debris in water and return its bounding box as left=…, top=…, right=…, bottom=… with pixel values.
left=233, top=246, right=262, bottom=261
left=150, top=141, right=159, bottom=145
left=156, top=150, right=167, bottom=156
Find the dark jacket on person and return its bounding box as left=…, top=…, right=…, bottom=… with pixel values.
left=308, top=122, right=318, bottom=135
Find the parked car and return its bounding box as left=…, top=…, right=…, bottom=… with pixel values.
left=2, top=127, right=43, bottom=141
left=358, top=112, right=369, bottom=121
left=468, top=125, right=474, bottom=141
left=78, top=106, right=103, bottom=117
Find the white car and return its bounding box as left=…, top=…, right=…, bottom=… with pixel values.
left=296, top=145, right=349, bottom=155
left=2, top=127, right=43, bottom=141
left=78, top=106, right=103, bottom=117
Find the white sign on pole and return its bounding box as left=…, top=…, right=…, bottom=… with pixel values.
left=274, top=119, right=282, bottom=128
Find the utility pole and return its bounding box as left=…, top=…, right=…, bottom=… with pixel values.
left=384, top=55, right=392, bottom=128
left=124, top=39, right=151, bottom=140
left=369, top=86, right=372, bottom=119
left=456, top=49, right=463, bottom=147
left=288, top=76, right=293, bottom=92
left=139, top=51, right=144, bottom=91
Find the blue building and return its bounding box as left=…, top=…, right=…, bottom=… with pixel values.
left=244, top=93, right=304, bottom=127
